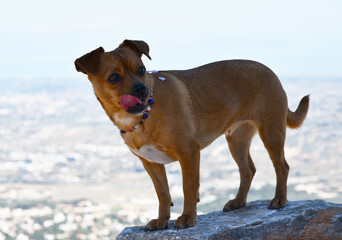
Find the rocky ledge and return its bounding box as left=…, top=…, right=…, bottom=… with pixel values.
left=116, top=200, right=342, bottom=240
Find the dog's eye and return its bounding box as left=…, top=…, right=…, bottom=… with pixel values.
left=108, top=73, right=121, bottom=84
left=137, top=66, right=146, bottom=76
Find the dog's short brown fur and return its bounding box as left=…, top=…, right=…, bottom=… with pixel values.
left=75, top=40, right=309, bottom=230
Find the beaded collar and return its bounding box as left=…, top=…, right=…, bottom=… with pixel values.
left=120, top=88, right=154, bottom=134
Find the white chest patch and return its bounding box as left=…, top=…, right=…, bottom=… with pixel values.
left=130, top=145, right=176, bottom=165
left=113, top=113, right=136, bottom=127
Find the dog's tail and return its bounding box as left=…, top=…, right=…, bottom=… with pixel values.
left=286, top=95, right=310, bottom=129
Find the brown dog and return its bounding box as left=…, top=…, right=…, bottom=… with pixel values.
left=74, top=40, right=309, bottom=230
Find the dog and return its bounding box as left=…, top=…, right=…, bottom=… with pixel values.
left=74, top=39, right=309, bottom=231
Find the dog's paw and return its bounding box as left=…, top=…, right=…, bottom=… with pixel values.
left=268, top=197, right=287, bottom=209
left=174, top=214, right=196, bottom=230
left=144, top=219, right=168, bottom=231
left=223, top=199, right=246, bottom=212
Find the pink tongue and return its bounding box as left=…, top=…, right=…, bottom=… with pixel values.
left=120, top=95, right=142, bottom=111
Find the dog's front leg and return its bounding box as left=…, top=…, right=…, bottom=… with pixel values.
left=175, top=146, right=200, bottom=229
left=140, top=157, right=172, bottom=231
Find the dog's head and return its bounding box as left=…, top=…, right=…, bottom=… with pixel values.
left=75, top=40, right=153, bottom=125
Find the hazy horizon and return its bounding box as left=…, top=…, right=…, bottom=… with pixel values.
left=1, top=0, right=342, bottom=81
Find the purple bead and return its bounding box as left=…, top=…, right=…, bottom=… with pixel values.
left=120, top=130, right=126, bottom=134
left=148, top=98, right=154, bottom=105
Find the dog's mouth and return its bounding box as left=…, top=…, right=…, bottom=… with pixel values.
left=120, top=95, right=147, bottom=114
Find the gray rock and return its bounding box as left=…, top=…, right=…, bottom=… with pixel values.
left=116, top=200, right=342, bottom=240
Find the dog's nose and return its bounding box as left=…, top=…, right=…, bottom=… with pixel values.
left=132, top=83, right=147, bottom=98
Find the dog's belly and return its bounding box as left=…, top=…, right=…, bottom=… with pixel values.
left=129, top=145, right=176, bottom=164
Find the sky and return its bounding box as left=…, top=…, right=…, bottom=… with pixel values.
left=1, top=0, right=342, bottom=80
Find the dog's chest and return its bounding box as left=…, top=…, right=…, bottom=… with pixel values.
left=129, top=145, right=176, bottom=165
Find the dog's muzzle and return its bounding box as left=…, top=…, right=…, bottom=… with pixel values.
left=120, top=83, right=149, bottom=114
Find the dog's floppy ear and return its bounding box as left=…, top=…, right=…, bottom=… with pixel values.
left=120, top=40, right=152, bottom=60
left=74, top=47, right=104, bottom=76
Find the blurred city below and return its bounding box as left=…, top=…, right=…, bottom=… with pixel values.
left=0, top=75, right=341, bottom=239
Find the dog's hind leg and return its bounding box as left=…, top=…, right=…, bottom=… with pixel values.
left=140, top=157, right=172, bottom=231
left=223, top=122, right=257, bottom=212
left=258, top=124, right=289, bottom=209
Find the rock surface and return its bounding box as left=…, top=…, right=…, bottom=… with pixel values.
left=116, top=200, right=342, bottom=240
